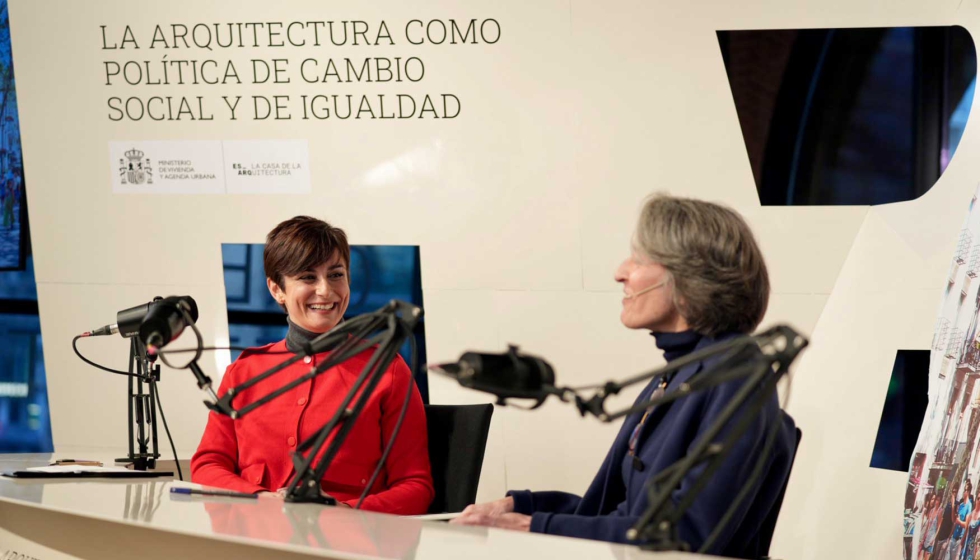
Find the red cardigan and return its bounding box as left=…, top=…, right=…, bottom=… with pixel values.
left=191, top=340, right=434, bottom=514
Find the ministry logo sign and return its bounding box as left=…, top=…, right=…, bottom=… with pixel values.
left=109, top=140, right=308, bottom=194
left=119, top=148, right=153, bottom=185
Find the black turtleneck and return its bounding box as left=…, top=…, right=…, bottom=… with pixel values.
left=284, top=317, right=321, bottom=354
left=651, top=330, right=702, bottom=363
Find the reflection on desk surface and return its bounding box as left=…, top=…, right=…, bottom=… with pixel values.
left=0, top=452, right=710, bottom=560
left=203, top=497, right=422, bottom=558
left=124, top=481, right=165, bottom=523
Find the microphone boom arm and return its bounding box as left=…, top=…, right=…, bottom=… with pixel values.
left=562, top=334, right=764, bottom=422
left=556, top=325, right=806, bottom=552
left=435, top=324, right=807, bottom=553
left=202, top=300, right=423, bottom=504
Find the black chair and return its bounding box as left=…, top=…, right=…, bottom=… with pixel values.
left=424, top=403, right=494, bottom=514
left=758, top=426, right=803, bottom=559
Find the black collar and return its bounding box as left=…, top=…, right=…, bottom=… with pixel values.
left=284, top=317, right=322, bottom=354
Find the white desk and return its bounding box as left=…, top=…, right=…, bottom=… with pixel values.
left=0, top=452, right=717, bottom=560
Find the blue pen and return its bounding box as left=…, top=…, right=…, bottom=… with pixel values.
left=170, top=487, right=258, bottom=499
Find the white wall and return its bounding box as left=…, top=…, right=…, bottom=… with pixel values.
left=9, top=1, right=976, bottom=558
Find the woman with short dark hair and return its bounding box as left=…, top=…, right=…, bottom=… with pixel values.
left=191, top=216, right=434, bottom=514
left=453, top=194, right=797, bottom=558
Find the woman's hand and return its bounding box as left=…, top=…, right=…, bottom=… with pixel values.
left=451, top=497, right=530, bottom=532
left=457, top=496, right=515, bottom=518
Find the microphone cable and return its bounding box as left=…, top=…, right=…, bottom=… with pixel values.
left=156, top=346, right=295, bottom=356
left=356, top=327, right=418, bottom=510
left=72, top=333, right=185, bottom=480
left=72, top=335, right=144, bottom=378
left=145, top=303, right=206, bottom=481
left=150, top=377, right=183, bottom=481
left=147, top=303, right=204, bottom=370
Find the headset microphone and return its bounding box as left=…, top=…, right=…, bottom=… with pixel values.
left=624, top=280, right=668, bottom=299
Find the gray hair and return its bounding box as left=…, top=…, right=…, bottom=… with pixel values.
left=632, top=194, right=769, bottom=336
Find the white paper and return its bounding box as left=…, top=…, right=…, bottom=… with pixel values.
left=25, top=465, right=133, bottom=474
left=409, top=512, right=462, bottom=521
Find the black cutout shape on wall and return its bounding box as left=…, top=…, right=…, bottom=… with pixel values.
left=871, top=349, right=930, bottom=471
left=718, top=27, right=976, bottom=206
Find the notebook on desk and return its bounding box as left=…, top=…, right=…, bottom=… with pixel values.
left=409, top=512, right=462, bottom=522
left=2, top=465, right=173, bottom=478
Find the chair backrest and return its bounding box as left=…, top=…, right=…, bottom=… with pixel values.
left=424, top=403, right=494, bottom=514
left=757, top=426, right=803, bottom=558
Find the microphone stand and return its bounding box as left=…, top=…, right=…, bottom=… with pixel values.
left=438, top=324, right=806, bottom=553
left=560, top=325, right=806, bottom=553
left=115, top=336, right=161, bottom=471
left=200, top=300, right=422, bottom=504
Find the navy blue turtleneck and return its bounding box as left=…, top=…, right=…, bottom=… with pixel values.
left=651, top=330, right=702, bottom=363
left=507, top=329, right=797, bottom=558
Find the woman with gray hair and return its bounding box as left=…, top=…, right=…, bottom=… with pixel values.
left=452, top=194, right=797, bottom=558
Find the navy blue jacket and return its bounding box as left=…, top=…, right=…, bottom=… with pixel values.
left=508, top=333, right=797, bottom=558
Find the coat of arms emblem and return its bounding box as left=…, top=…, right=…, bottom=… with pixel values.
left=119, top=148, right=153, bottom=185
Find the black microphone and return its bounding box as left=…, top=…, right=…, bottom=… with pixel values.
left=434, top=345, right=556, bottom=403
left=85, top=298, right=160, bottom=337
left=138, top=296, right=199, bottom=350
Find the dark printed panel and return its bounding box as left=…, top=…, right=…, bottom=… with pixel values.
left=871, top=349, right=929, bottom=472
left=719, top=27, right=976, bottom=205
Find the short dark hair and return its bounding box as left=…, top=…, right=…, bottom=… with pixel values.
left=263, top=216, right=351, bottom=292
left=633, top=194, right=770, bottom=336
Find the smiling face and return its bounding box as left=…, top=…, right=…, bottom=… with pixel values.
left=267, top=252, right=350, bottom=334
left=614, top=251, right=689, bottom=333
